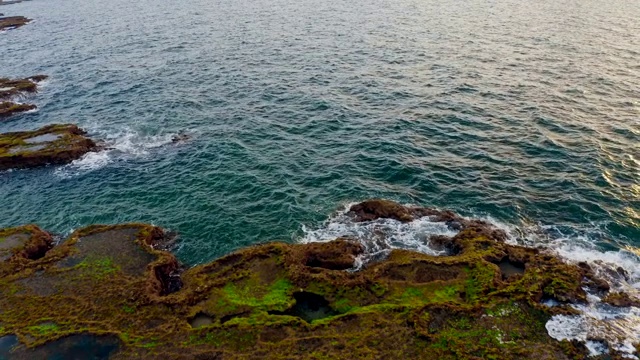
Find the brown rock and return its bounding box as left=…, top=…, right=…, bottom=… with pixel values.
left=0, top=16, right=31, bottom=31
left=602, top=292, right=640, bottom=307
left=349, top=199, right=417, bottom=222
left=0, top=75, right=46, bottom=100
left=0, top=101, right=36, bottom=117
left=0, top=124, right=99, bottom=170
left=297, top=239, right=364, bottom=270
left=0, top=224, right=53, bottom=274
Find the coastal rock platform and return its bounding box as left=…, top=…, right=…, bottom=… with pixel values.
left=0, top=200, right=637, bottom=359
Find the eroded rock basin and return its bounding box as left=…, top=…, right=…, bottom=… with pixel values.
left=0, top=200, right=637, bottom=359
left=0, top=334, right=120, bottom=360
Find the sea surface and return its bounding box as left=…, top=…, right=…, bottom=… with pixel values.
left=1, top=0, right=640, bottom=352
left=1, top=0, right=638, bottom=267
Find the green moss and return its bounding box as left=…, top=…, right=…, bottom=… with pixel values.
left=464, top=264, right=496, bottom=303
left=27, top=322, right=59, bottom=336
left=223, top=278, right=292, bottom=311
left=75, top=256, right=120, bottom=279
left=333, top=298, right=355, bottom=313
left=0, top=213, right=615, bottom=359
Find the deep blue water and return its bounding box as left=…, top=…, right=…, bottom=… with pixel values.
left=0, top=0, right=638, bottom=266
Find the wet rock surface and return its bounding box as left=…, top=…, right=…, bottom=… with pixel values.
left=0, top=76, right=46, bottom=100
left=0, top=124, right=99, bottom=170
left=0, top=102, right=36, bottom=118
left=2, top=334, right=120, bottom=360
left=0, top=75, right=47, bottom=118
left=0, top=225, right=53, bottom=270
left=0, top=200, right=636, bottom=359
left=0, top=16, right=30, bottom=31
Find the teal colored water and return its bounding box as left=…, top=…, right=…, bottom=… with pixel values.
left=0, top=0, right=638, bottom=267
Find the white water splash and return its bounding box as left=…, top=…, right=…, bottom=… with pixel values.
left=299, top=202, right=640, bottom=356
left=476, top=218, right=640, bottom=357
left=546, top=300, right=640, bottom=358
left=300, top=202, right=457, bottom=266
left=54, top=127, right=180, bottom=178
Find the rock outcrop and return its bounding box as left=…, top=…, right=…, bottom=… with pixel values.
left=0, top=200, right=636, bottom=359
left=0, top=75, right=48, bottom=118
left=0, top=124, right=98, bottom=170
left=0, top=16, right=30, bottom=31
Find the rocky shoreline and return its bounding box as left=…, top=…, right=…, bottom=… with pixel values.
left=0, top=199, right=637, bottom=359
left=0, top=75, right=103, bottom=171
left=0, top=75, right=47, bottom=118
left=0, top=124, right=99, bottom=170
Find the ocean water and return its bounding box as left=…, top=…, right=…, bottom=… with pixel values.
left=0, top=0, right=638, bottom=266
left=1, top=0, right=640, bottom=353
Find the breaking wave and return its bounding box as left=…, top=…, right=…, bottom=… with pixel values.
left=54, top=127, right=182, bottom=178
left=299, top=201, right=640, bottom=357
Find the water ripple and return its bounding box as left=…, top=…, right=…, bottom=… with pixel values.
left=0, top=0, right=638, bottom=265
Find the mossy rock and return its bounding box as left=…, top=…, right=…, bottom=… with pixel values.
left=0, top=225, right=52, bottom=273
left=0, top=75, right=47, bottom=118
left=0, top=102, right=36, bottom=118
left=0, top=124, right=99, bottom=170
left=0, top=201, right=635, bottom=359
left=0, top=76, right=46, bottom=100
left=0, top=16, right=31, bottom=31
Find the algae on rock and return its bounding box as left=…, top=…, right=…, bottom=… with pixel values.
left=0, top=200, right=637, bottom=359
left=0, top=124, right=99, bottom=170
left=0, top=75, right=47, bottom=118
left=0, top=16, right=31, bottom=31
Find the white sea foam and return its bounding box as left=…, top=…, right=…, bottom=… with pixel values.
left=546, top=301, right=640, bottom=358
left=300, top=202, right=457, bottom=267
left=299, top=201, right=640, bottom=356
left=476, top=217, right=640, bottom=357
left=34, top=78, right=50, bottom=88
left=54, top=127, right=180, bottom=178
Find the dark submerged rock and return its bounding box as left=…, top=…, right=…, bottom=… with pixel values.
left=269, top=292, right=338, bottom=323
left=171, top=131, right=190, bottom=144
left=3, top=334, right=121, bottom=359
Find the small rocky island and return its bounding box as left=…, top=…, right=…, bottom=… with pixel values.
left=0, top=74, right=102, bottom=170
left=0, top=16, right=30, bottom=31
left=0, top=124, right=98, bottom=170
left=0, top=200, right=636, bottom=359
left=0, top=75, right=47, bottom=118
